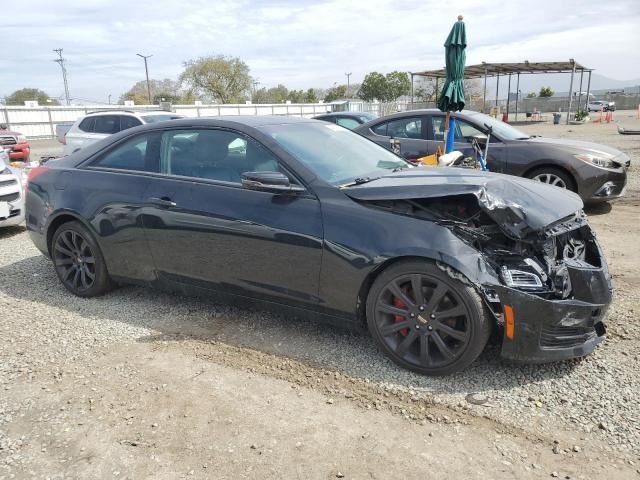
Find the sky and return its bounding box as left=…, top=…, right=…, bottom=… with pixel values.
left=1, top=0, right=639, bottom=104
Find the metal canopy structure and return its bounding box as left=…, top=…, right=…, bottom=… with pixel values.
left=410, top=60, right=594, bottom=124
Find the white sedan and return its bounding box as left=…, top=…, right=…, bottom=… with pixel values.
left=0, top=151, right=25, bottom=228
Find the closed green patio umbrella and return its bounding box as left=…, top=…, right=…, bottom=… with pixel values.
left=438, top=15, right=466, bottom=152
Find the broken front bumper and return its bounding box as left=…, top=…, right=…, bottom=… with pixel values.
left=491, top=262, right=612, bottom=363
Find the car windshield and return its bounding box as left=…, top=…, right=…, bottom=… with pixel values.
left=260, top=122, right=410, bottom=186
left=465, top=111, right=530, bottom=140
left=141, top=114, right=183, bottom=124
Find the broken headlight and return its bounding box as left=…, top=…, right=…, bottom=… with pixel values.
left=500, top=266, right=543, bottom=289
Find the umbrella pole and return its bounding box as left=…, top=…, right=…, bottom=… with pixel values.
left=443, top=111, right=451, bottom=152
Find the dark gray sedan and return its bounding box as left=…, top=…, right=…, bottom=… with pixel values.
left=354, top=109, right=629, bottom=203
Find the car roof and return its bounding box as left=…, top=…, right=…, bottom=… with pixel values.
left=313, top=112, right=368, bottom=118
left=84, top=110, right=171, bottom=116
left=74, top=115, right=318, bottom=135
left=360, top=109, right=484, bottom=123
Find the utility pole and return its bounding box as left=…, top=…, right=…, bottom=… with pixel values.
left=252, top=80, right=260, bottom=102
left=53, top=48, right=71, bottom=106
left=136, top=53, right=153, bottom=104
left=108, top=94, right=112, bottom=105
left=345, top=72, right=352, bottom=95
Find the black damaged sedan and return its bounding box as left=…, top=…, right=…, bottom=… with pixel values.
left=25, top=117, right=612, bottom=375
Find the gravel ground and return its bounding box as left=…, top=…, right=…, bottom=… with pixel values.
left=1, top=113, right=639, bottom=476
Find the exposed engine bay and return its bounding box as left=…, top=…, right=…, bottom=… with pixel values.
left=362, top=194, right=603, bottom=301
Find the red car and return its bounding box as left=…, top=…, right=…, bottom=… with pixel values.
left=0, top=125, right=30, bottom=161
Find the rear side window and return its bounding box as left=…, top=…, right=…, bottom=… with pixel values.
left=386, top=117, right=423, bottom=139
left=371, top=123, right=388, bottom=136
left=93, top=116, right=120, bottom=134
left=316, top=116, right=336, bottom=123
left=78, top=117, right=95, bottom=133
left=91, top=132, right=161, bottom=172
left=120, top=116, right=142, bottom=131
left=140, top=114, right=183, bottom=124
left=336, top=117, right=361, bottom=129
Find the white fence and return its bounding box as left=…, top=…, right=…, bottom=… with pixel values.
left=0, top=103, right=336, bottom=138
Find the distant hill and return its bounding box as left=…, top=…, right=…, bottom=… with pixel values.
left=482, top=72, right=640, bottom=98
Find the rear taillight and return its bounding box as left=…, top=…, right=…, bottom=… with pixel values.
left=26, top=166, right=49, bottom=187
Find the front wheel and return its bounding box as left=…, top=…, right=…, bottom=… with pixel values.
left=51, top=221, right=115, bottom=297
left=527, top=167, right=576, bottom=192
left=366, top=260, right=492, bottom=376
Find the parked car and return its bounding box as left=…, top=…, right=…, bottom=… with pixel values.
left=312, top=111, right=378, bottom=130
left=0, top=152, right=25, bottom=228
left=60, top=110, right=183, bottom=155
left=25, top=117, right=612, bottom=375
left=0, top=125, right=30, bottom=162
left=587, top=100, right=616, bottom=112
left=354, top=109, right=629, bottom=203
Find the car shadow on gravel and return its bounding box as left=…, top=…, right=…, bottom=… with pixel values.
left=0, top=225, right=26, bottom=240
left=584, top=203, right=612, bottom=216
left=0, top=254, right=584, bottom=397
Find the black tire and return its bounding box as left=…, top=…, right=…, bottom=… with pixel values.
left=526, top=167, right=576, bottom=192
left=366, top=260, right=492, bottom=376
left=51, top=221, right=115, bottom=297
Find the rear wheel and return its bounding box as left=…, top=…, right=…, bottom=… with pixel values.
left=527, top=167, right=576, bottom=192
left=366, top=260, right=491, bottom=376
left=51, top=221, right=114, bottom=297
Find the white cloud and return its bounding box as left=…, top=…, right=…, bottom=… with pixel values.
left=1, top=0, right=638, bottom=103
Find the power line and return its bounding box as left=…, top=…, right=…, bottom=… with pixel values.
left=53, top=48, right=71, bottom=106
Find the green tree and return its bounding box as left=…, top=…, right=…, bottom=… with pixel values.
left=358, top=72, right=387, bottom=101
left=304, top=88, right=319, bottom=103
left=324, top=85, right=348, bottom=102
left=539, top=86, right=554, bottom=98
left=253, top=84, right=290, bottom=103
left=526, top=92, right=537, bottom=98
left=287, top=90, right=301, bottom=103
left=180, top=55, right=252, bottom=104
left=119, top=78, right=189, bottom=105
left=358, top=71, right=410, bottom=102
left=5, top=88, right=59, bottom=106
left=384, top=71, right=411, bottom=101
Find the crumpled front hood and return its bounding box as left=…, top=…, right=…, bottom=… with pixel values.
left=343, top=168, right=584, bottom=239
left=525, top=136, right=623, bottom=158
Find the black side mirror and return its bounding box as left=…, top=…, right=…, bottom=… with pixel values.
left=241, top=171, right=305, bottom=194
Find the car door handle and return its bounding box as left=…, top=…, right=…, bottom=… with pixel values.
left=149, top=197, right=177, bottom=208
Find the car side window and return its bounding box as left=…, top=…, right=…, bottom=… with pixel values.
left=336, top=117, right=361, bottom=130
left=371, top=123, right=388, bottom=136
left=431, top=117, right=446, bottom=142
left=162, top=129, right=283, bottom=184
left=93, top=115, right=120, bottom=134
left=372, top=118, right=422, bottom=139
left=78, top=117, right=95, bottom=133
left=387, top=117, right=423, bottom=139
left=91, top=132, right=161, bottom=172
left=432, top=117, right=485, bottom=143
left=456, top=120, right=484, bottom=142
left=120, top=116, right=143, bottom=131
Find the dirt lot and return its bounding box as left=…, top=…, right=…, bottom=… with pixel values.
left=1, top=112, right=639, bottom=479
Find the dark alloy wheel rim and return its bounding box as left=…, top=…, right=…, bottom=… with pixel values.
left=54, top=230, right=96, bottom=291
left=375, top=273, right=471, bottom=369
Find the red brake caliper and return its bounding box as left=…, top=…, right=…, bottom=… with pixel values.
left=393, top=287, right=410, bottom=337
